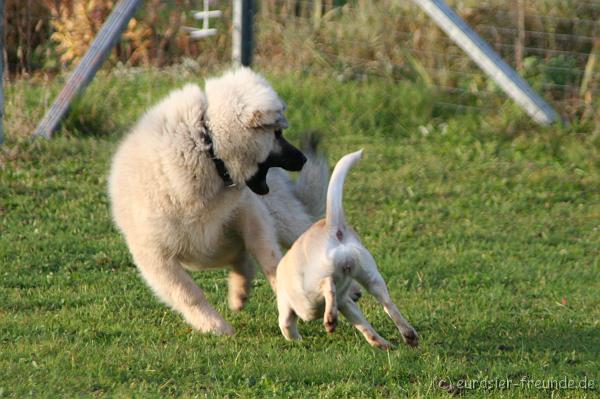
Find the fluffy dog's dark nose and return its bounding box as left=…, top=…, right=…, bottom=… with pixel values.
left=287, top=151, right=307, bottom=171
left=245, top=136, right=307, bottom=195
left=277, top=137, right=306, bottom=172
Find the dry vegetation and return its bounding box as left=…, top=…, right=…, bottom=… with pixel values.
left=4, top=0, right=232, bottom=74
left=255, top=1, right=600, bottom=121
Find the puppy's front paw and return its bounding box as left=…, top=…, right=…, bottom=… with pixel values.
left=402, top=328, right=419, bottom=347
left=281, top=329, right=302, bottom=341
left=324, top=311, right=338, bottom=334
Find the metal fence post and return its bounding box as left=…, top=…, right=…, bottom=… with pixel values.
left=232, top=0, right=253, bottom=67
left=411, top=0, right=560, bottom=125
left=0, top=0, right=4, bottom=144
left=33, top=0, right=142, bottom=138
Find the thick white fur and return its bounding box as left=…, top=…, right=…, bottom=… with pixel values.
left=108, top=68, right=327, bottom=335
left=276, top=150, right=419, bottom=348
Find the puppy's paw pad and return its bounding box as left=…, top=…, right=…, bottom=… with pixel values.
left=324, top=310, right=338, bottom=333
left=364, top=333, right=392, bottom=349
left=372, top=338, right=393, bottom=350
left=402, top=329, right=419, bottom=347
left=324, top=316, right=338, bottom=334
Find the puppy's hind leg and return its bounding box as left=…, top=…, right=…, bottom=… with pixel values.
left=338, top=298, right=391, bottom=349
left=355, top=249, right=418, bottom=347
left=133, top=248, right=234, bottom=336
left=277, top=294, right=301, bottom=340
left=321, top=277, right=338, bottom=334
left=228, top=253, right=256, bottom=311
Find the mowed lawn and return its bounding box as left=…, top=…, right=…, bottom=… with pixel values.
left=1, top=70, right=599, bottom=398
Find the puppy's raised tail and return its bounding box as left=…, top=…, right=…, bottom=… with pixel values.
left=325, top=149, right=363, bottom=233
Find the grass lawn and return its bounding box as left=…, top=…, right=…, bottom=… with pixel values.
left=1, top=68, right=599, bottom=398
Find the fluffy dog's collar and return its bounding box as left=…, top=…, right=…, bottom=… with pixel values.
left=201, top=122, right=236, bottom=188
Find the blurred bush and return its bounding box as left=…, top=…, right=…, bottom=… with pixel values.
left=4, top=0, right=232, bottom=75
left=45, top=0, right=151, bottom=65
left=5, top=0, right=56, bottom=74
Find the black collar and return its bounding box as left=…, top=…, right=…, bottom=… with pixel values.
left=201, top=125, right=236, bottom=188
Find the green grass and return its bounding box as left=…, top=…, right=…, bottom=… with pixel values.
left=1, top=69, right=599, bottom=398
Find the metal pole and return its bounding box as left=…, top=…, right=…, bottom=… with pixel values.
left=232, top=0, right=253, bottom=67
left=411, top=0, right=560, bottom=125
left=0, top=0, right=4, bottom=144
left=33, top=0, right=142, bottom=138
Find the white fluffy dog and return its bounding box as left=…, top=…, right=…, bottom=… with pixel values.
left=108, top=68, right=328, bottom=335
left=276, top=150, right=419, bottom=348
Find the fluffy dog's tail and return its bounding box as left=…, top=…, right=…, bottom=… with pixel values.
left=293, top=131, right=329, bottom=218
left=325, top=149, right=363, bottom=233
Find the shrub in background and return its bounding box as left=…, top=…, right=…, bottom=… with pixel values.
left=3, top=0, right=232, bottom=75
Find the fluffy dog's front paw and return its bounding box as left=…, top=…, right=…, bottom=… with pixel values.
left=210, top=321, right=235, bottom=337
left=228, top=293, right=249, bottom=312
left=402, top=328, right=419, bottom=347
left=324, top=311, right=338, bottom=334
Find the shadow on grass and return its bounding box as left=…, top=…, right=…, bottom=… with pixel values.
left=443, top=320, right=600, bottom=365
left=61, top=101, right=117, bottom=138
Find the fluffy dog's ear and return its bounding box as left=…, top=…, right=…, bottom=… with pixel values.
left=246, top=109, right=288, bottom=130
left=246, top=110, right=265, bottom=128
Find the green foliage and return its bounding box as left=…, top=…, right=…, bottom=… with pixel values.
left=1, top=71, right=599, bottom=398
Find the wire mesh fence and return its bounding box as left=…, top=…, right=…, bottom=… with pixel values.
left=4, top=0, right=600, bottom=125
left=253, top=0, right=600, bottom=122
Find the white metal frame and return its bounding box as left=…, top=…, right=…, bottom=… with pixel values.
left=184, top=0, right=222, bottom=39
left=412, top=0, right=560, bottom=125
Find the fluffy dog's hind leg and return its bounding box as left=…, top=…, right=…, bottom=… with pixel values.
left=134, top=249, right=234, bottom=336
left=228, top=253, right=256, bottom=311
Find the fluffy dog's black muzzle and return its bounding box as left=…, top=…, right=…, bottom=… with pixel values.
left=246, top=132, right=307, bottom=195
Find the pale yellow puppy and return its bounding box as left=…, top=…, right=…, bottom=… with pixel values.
left=276, top=150, right=419, bottom=349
